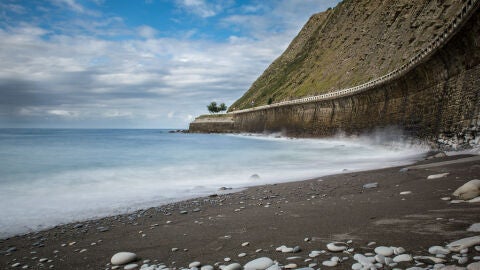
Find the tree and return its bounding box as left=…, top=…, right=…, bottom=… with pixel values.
left=218, top=103, right=227, bottom=112
left=207, top=102, right=219, bottom=113
left=207, top=102, right=228, bottom=114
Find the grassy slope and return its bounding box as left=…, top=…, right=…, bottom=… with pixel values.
left=229, top=0, right=463, bottom=111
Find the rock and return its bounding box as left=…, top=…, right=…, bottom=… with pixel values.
left=469, top=197, right=480, bottom=203
left=459, top=257, right=469, bottom=264
left=429, top=246, right=450, bottom=255
left=189, top=262, right=201, bottom=268
left=180, top=210, right=188, bottom=214
left=224, top=263, right=242, bottom=270
left=453, top=180, right=480, bottom=200
left=440, top=266, right=466, bottom=270
left=363, top=182, right=378, bottom=189
left=238, top=253, right=246, bottom=257
left=400, top=191, right=412, bottom=195
left=414, top=256, right=446, bottom=264
left=282, top=247, right=294, bottom=253
left=327, top=242, right=348, bottom=252
left=201, top=266, right=214, bottom=270
left=394, top=247, right=405, bottom=255
left=427, top=173, right=449, bottom=180
left=374, top=246, right=394, bottom=256
left=447, top=236, right=480, bottom=252
left=292, top=246, right=301, bottom=253
left=284, top=263, right=297, bottom=269
left=124, top=264, right=138, bottom=270
left=97, top=226, right=109, bottom=232
left=250, top=174, right=260, bottom=180
left=265, top=264, right=281, bottom=270
left=242, top=242, right=250, bottom=247
left=467, top=262, right=480, bottom=270
left=374, top=254, right=385, bottom=264
left=353, top=254, right=373, bottom=268
left=451, top=200, right=465, bottom=204
left=352, top=263, right=363, bottom=270
left=322, top=260, right=337, bottom=267
left=111, top=252, right=137, bottom=265
left=393, top=254, right=412, bottom=263
left=12, top=262, right=21, bottom=267
left=244, top=257, right=274, bottom=270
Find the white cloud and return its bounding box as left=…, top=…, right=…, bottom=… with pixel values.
left=137, top=25, right=157, bottom=39
left=175, top=0, right=219, bottom=18
left=0, top=0, right=340, bottom=128
left=47, top=110, right=78, bottom=117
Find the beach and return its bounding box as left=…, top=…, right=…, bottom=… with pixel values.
left=1, top=154, right=479, bottom=269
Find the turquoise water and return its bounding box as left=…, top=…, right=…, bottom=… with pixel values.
left=0, top=129, right=428, bottom=237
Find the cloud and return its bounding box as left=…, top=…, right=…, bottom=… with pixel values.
left=175, top=0, right=220, bottom=18
left=137, top=25, right=157, bottom=39
left=0, top=0, right=340, bottom=128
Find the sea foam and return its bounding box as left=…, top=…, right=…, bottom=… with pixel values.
left=0, top=129, right=428, bottom=237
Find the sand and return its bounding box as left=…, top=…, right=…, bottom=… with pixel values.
left=1, top=155, right=479, bottom=269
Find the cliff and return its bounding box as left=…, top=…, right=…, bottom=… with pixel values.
left=190, top=0, right=480, bottom=149
left=230, top=0, right=468, bottom=111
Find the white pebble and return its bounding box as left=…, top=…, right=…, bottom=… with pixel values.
left=393, top=254, right=412, bottom=263
left=429, top=246, right=450, bottom=255
left=322, top=261, right=337, bottom=267
left=242, top=242, right=250, bottom=247
left=111, top=252, right=137, bottom=265
left=394, top=247, right=405, bottom=255
left=427, top=173, right=449, bottom=179
left=223, top=263, right=242, bottom=270
left=189, top=262, right=201, bottom=268
left=124, top=264, right=138, bottom=270
left=351, top=263, right=362, bottom=270
left=238, top=253, right=246, bottom=257
left=327, top=242, right=348, bottom=252
left=374, top=246, right=394, bottom=257
left=244, top=257, right=274, bottom=270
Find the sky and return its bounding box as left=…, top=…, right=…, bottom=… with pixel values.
left=0, top=0, right=340, bottom=128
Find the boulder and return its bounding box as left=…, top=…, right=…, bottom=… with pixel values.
left=453, top=180, right=480, bottom=200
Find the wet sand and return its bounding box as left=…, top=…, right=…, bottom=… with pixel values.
left=1, top=155, right=479, bottom=269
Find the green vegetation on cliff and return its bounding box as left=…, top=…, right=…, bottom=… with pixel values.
left=230, top=0, right=465, bottom=111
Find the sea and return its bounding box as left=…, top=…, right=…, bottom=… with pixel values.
left=0, top=128, right=429, bottom=238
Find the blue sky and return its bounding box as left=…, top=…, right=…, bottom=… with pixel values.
left=0, top=0, right=340, bottom=128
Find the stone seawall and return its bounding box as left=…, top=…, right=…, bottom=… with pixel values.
left=189, top=116, right=235, bottom=133
left=190, top=9, right=480, bottom=149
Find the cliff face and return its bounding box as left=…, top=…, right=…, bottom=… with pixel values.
left=190, top=0, right=480, bottom=148
left=230, top=0, right=466, bottom=111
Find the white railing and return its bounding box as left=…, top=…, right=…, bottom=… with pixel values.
left=230, top=0, right=479, bottom=115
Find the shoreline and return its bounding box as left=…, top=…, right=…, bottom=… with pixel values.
left=1, top=154, right=480, bottom=269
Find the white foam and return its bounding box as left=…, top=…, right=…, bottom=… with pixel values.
left=0, top=130, right=429, bottom=238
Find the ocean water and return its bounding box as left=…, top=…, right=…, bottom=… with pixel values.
left=0, top=129, right=429, bottom=238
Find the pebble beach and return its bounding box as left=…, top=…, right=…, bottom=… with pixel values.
left=1, top=154, right=480, bottom=270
